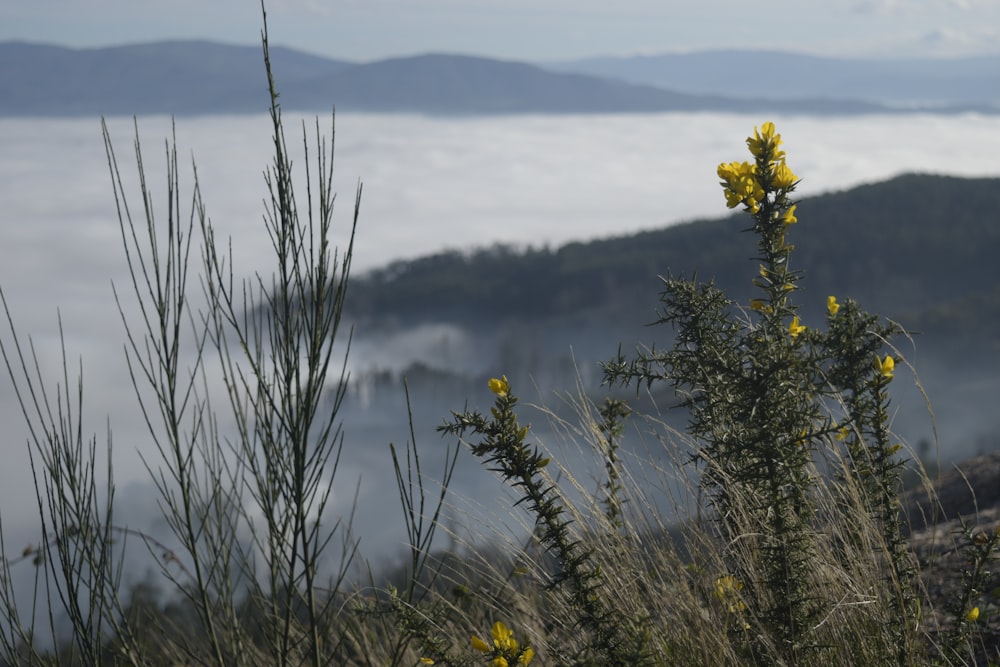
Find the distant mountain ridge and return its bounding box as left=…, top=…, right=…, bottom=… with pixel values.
left=281, top=52, right=759, bottom=114
left=2, top=40, right=996, bottom=117
left=546, top=50, right=1000, bottom=109
left=0, top=40, right=354, bottom=115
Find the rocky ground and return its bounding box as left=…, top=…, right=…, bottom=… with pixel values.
left=903, top=452, right=1000, bottom=665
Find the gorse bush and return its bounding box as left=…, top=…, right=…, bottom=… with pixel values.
left=0, top=6, right=998, bottom=666
left=604, top=123, right=916, bottom=664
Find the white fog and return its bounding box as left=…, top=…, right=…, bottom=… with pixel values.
left=2, top=110, right=999, bottom=570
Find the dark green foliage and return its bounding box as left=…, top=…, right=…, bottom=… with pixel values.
left=598, top=398, right=632, bottom=530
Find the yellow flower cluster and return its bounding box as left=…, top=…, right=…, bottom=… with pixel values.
left=472, top=621, right=534, bottom=666
left=717, top=122, right=798, bottom=214
left=717, top=160, right=765, bottom=212
left=827, top=295, right=840, bottom=316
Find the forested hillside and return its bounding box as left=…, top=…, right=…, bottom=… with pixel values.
left=349, top=173, right=1000, bottom=353
left=341, top=173, right=1000, bottom=460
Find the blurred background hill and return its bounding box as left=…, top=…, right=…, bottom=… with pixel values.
left=342, top=173, right=1000, bottom=462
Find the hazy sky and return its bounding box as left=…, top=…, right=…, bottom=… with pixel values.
left=4, top=0, right=1000, bottom=61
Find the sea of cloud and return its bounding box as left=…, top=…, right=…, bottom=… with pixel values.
left=1, top=110, right=999, bottom=576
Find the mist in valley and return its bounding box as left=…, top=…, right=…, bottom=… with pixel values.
left=1, top=111, right=998, bottom=610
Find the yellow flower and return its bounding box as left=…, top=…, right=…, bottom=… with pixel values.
left=966, top=606, right=980, bottom=622
left=519, top=647, right=535, bottom=665
left=718, top=160, right=764, bottom=211
left=746, top=122, right=785, bottom=161
left=713, top=575, right=742, bottom=597
left=835, top=425, right=850, bottom=441
left=472, top=634, right=491, bottom=653
left=876, top=355, right=895, bottom=379
left=781, top=204, right=798, bottom=225
left=419, top=659, right=435, bottom=665
left=491, top=621, right=518, bottom=653
left=492, top=658, right=508, bottom=667
left=724, top=187, right=744, bottom=209
left=750, top=299, right=767, bottom=312
left=788, top=316, right=806, bottom=338
left=474, top=621, right=524, bottom=655
left=713, top=575, right=747, bottom=613
left=771, top=160, right=798, bottom=189
left=827, top=295, right=840, bottom=316
left=488, top=376, right=510, bottom=397
left=717, top=160, right=750, bottom=183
